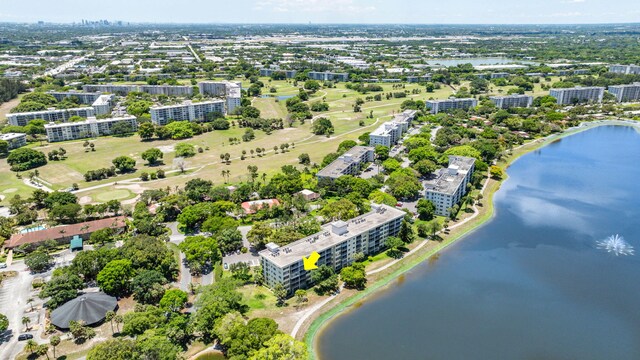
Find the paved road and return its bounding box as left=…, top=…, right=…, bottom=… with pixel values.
left=0, top=262, right=33, bottom=360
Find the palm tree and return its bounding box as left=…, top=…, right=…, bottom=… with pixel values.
left=114, top=314, right=123, bottom=333
left=22, top=316, right=31, bottom=330
left=25, top=339, right=37, bottom=354
left=27, top=297, right=34, bottom=312
left=105, top=310, right=115, bottom=335
left=50, top=335, right=61, bottom=359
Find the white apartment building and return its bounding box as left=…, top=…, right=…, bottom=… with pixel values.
left=45, top=116, right=138, bottom=142
left=608, top=83, right=640, bottom=102
left=259, top=204, right=405, bottom=294
left=0, top=132, right=27, bottom=149
left=7, top=107, right=96, bottom=127
left=425, top=156, right=476, bottom=217
left=549, top=86, right=605, bottom=105
left=82, top=84, right=193, bottom=96
left=150, top=100, right=225, bottom=126
left=490, top=95, right=533, bottom=109
left=407, top=74, right=432, bottom=83
left=48, top=91, right=115, bottom=116
left=316, top=146, right=374, bottom=180
left=609, top=64, right=640, bottom=75
left=198, top=81, right=242, bottom=114
left=426, top=98, right=478, bottom=114
left=260, top=68, right=297, bottom=78
left=369, top=110, right=417, bottom=148
left=307, top=71, right=349, bottom=82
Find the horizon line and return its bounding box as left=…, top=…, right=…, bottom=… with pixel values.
left=1, top=21, right=640, bottom=26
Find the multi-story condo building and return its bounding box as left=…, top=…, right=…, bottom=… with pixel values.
left=82, top=84, right=193, bottom=97
left=260, top=68, right=297, bottom=78
left=259, top=203, right=405, bottom=294
left=0, top=132, right=27, bottom=149
left=549, top=86, right=605, bottom=105
left=48, top=91, right=114, bottom=116
left=150, top=100, right=225, bottom=126
left=425, top=156, right=476, bottom=217
left=316, top=146, right=374, bottom=180
left=609, top=64, right=640, bottom=75
left=608, top=83, right=640, bottom=102
left=407, top=74, right=432, bottom=83
left=307, top=71, right=349, bottom=82
left=490, top=95, right=533, bottom=109
left=48, top=91, right=102, bottom=104
left=369, top=110, right=417, bottom=148
left=198, top=81, right=242, bottom=114
left=45, top=116, right=138, bottom=142
left=491, top=72, right=510, bottom=79
left=7, top=107, right=95, bottom=126
left=426, top=98, right=478, bottom=114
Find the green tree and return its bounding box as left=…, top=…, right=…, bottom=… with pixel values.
left=340, top=262, right=367, bottom=289
left=217, top=228, right=243, bottom=255
left=0, top=313, right=8, bottom=332
left=374, top=145, right=389, bottom=161
left=7, top=148, right=47, bottom=171
left=141, top=148, right=163, bottom=165
left=490, top=165, right=504, bottom=179
left=138, top=122, right=155, bottom=140
left=159, top=289, right=188, bottom=312
left=50, top=335, right=61, bottom=358
left=87, top=339, right=139, bottom=360
left=249, top=334, right=308, bottom=360
left=112, top=156, right=136, bottom=173
left=311, top=117, right=334, bottom=135
left=385, top=168, right=422, bottom=199
left=320, top=198, right=359, bottom=221
left=69, top=320, right=96, bottom=343
left=175, top=143, right=196, bottom=157
left=385, top=236, right=405, bottom=259
left=178, top=236, right=220, bottom=275
left=25, top=249, right=53, bottom=273
left=131, top=270, right=166, bottom=305
left=416, top=199, right=436, bottom=221
left=398, top=219, right=415, bottom=244
left=97, top=259, right=134, bottom=296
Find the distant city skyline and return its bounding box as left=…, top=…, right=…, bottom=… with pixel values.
left=1, top=0, right=640, bottom=24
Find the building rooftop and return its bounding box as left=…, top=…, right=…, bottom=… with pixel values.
left=7, top=216, right=126, bottom=249
left=44, top=116, right=136, bottom=128
left=92, top=94, right=114, bottom=106
left=150, top=99, right=224, bottom=110
left=316, top=145, right=373, bottom=178
left=0, top=132, right=26, bottom=140
left=8, top=107, right=94, bottom=117
left=259, top=204, right=405, bottom=268
left=424, top=156, right=475, bottom=196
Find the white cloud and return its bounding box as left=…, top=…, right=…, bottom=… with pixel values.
left=253, top=0, right=375, bottom=13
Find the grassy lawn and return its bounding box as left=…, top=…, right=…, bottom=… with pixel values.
left=239, top=284, right=279, bottom=312
left=0, top=78, right=462, bottom=205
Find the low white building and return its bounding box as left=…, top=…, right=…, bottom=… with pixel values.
left=316, top=146, right=374, bottom=180
left=490, top=95, right=533, bottom=109
left=7, top=107, right=96, bottom=127
left=0, top=132, right=27, bottom=149
left=369, top=110, right=417, bottom=148
left=426, top=98, right=478, bottom=114
left=549, top=86, right=605, bottom=105
left=45, top=116, right=137, bottom=142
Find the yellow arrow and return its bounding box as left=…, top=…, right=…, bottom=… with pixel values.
left=303, top=251, right=321, bottom=271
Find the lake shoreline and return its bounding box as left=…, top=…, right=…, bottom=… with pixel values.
left=303, top=118, right=640, bottom=360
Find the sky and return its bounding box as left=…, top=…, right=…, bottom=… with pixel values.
left=1, top=0, right=639, bottom=24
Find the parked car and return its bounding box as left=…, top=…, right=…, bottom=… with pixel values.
left=395, top=202, right=403, bottom=207
left=0, top=263, right=7, bottom=269
left=18, top=334, right=33, bottom=341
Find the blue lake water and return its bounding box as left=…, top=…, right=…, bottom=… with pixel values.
left=318, top=125, right=640, bottom=360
